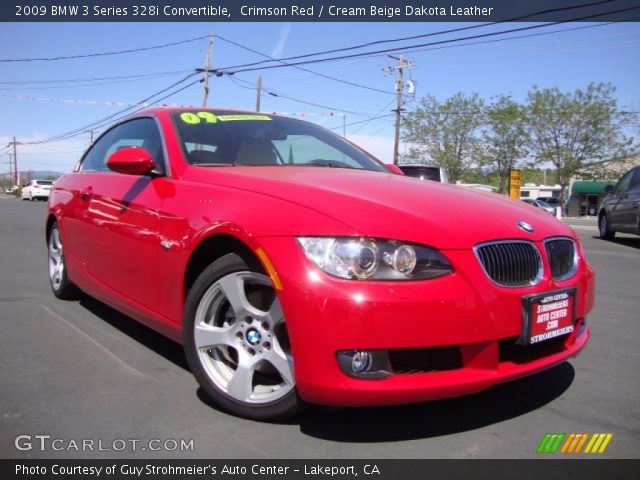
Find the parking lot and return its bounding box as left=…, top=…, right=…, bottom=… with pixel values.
left=0, top=196, right=638, bottom=459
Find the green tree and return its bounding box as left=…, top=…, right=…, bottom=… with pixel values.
left=481, top=95, right=529, bottom=194
left=526, top=82, right=633, bottom=201
left=402, top=92, right=484, bottom=182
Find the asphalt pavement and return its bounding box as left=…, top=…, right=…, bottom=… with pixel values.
left=1, top=197, right=638, bottom=459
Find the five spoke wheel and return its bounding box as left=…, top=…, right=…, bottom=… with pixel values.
left=183, top=253, right=304, bottom=420
left=194, top=271, right=294, bottom=404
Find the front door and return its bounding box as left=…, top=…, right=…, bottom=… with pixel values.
left=74, top=117, right=167, bottom=313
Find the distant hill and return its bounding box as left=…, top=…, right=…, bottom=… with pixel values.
left=0, top=170, right=62, bottom=180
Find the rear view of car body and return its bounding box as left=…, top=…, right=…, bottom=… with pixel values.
left=22, top=180, right=53, bottom=201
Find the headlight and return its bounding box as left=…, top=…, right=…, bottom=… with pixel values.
left=297, top=237, right=453, bottom=280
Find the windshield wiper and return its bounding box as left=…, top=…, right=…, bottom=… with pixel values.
left=192, top=162, right=236, bottom=166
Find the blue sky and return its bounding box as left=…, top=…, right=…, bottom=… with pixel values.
left=1, top=21, right=639, bottom=173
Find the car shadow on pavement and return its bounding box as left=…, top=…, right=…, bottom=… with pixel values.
left=294, top=363, right=575, bottom=442
left=77, top=296, right=575, bottom=440
left=592, top=236, right=640, bottom=249
left=79, top=296, right=189, bottom=371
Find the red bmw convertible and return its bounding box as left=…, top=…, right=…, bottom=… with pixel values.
left=47, top=108, right=594, bottom=420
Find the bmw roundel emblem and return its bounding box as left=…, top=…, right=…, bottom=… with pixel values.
left=516, top=220, right=535, bottom=233
left=246, top=329, right=262, bottom=346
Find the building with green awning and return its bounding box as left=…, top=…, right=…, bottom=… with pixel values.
left=567, top=181, right=615, bottom=216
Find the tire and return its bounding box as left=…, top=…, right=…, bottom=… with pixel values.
left=48, top=223, right=81, bottom=299
left=183, top=253, right=305, bottom=421
left=598, top=212, right=615, bottom=240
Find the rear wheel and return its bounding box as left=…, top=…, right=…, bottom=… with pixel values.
left=598, top=212, right=615, bottom=240
left=183, top=253, right=304, bottom=421
left=48, top=223, right=81, bottom=299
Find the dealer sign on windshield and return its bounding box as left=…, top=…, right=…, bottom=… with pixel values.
left=524, top=289, right=576, bottom=344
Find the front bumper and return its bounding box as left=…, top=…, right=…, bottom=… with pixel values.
left=258, top=237, right=595, bottom=407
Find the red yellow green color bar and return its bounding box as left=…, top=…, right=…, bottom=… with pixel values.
left=537, top=433, right=613, bottom=454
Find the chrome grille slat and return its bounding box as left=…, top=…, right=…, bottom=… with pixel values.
left=545, top=238, right=577, bottom=281
left=475, top=241, right=542, bottom=287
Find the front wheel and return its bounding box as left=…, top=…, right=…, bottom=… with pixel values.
left=48, top=223, right=81, bottom=299
left=599, top=213, right=615, bottom=240
left=183, top=253, right=304, bottom=421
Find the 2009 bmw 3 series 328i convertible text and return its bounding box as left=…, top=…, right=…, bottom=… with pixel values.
left=46, top=108, right=594, bottom=420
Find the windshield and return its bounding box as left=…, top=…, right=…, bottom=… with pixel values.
left=171, top=111, right=386, bottom=172
left=37, top=180, right=53, bottom=185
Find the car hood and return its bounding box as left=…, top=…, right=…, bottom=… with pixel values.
left=184, top=166, right=575, bottom=249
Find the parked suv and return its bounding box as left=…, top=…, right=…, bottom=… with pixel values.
left=598, top=165, right=640, bottom=239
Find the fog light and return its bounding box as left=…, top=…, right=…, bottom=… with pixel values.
left=352, top=351, right=372, bottom=373
left=336, top=350, right=391, bottom=379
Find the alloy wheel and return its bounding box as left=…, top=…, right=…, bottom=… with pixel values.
left=48, top=227, right=64, bottom=291
left=193, top=271, right=294, bottom=404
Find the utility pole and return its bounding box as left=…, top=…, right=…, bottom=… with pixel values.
left=383, top=55, right=415, bottom=164
left=255, top=75, right=262, bottom=112
left=202, top=35, right=214, bottom=107
left=7, top=153, right=13, bottom=185
left=9, top=137, right=19, bottom=187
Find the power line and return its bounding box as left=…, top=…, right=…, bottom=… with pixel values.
left=0, top=74, right=193, bottom=91
left=327, top=114, right=396, bottom=132
left=22, top=72, right=201, bottom=145
left=211, top=0, right=615, bottom=73
left=0, top=35, right=210, bottom=63
left=350, top=99, right=398, bottom=135
left=228, top=76, right=378, bottom=117
left=218, top=5, right=640, bottom=75
left=214, top=34, right=394, bottom=96
left=0, top=69, right=192, bottom=85
left=399, top=19, right=639, bottom=57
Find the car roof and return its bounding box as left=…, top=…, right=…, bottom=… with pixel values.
left=134, top=106, right=276, bottom=118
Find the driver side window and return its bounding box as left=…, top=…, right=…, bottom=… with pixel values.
left=614, top=170, right=634, bottom=194
left=629, top=168, right=640, bottom=192
left=80, top=118, right=165, bottom=174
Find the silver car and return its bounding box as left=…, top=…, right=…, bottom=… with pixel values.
left=522, top=198, right=555, bottom=215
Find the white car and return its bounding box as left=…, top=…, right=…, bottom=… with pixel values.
left=21, top=180, right=53, bottom=201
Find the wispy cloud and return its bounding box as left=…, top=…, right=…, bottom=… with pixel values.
left=271, top=23, right=292, bottom=59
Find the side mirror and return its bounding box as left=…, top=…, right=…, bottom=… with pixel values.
left=604, top=184, right=614, bottom=194
left=386, top=164, right=404, bottom=175
left=107, top=147, right=156, bottom=176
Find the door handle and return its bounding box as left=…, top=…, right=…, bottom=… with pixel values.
left=80, top=186, right=93, bottom=201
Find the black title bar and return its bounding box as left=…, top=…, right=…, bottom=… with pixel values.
left=3, top=0, right=640, bottom=22
left=3, top=459, right=640, bottom=480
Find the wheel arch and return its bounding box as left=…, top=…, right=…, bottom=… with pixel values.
left=183, top=233, right=266, bottom=299
left=597, top=207, right=606, bottom=219
left=45, top=213, right=58, bottom=241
